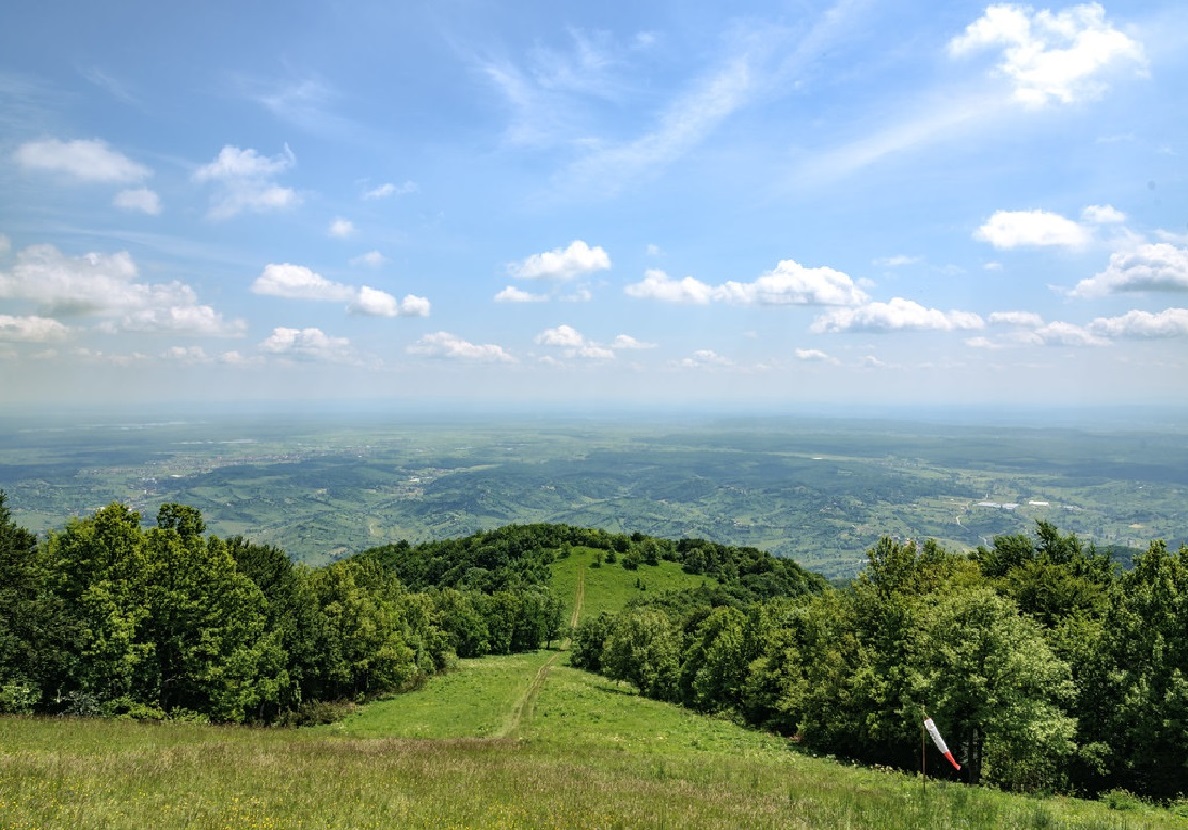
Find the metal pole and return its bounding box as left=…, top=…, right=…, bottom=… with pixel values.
left=921, top=709, right=927, bottom=794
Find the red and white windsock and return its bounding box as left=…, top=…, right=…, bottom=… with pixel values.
left=924, top=717, right=961, bottom=771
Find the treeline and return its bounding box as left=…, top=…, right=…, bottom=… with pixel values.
left=0, top=494, right=564, bottom=723
left=361, top=524, right=827, bottom=602
left=572, top=522, right=1187, bottom=803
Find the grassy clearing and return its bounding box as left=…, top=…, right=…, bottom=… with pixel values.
left=315, top=650, right=558, bottom=739
left=4, top=654, right=1184, bottom=829
left=551, top=545, right=717, bottom=624
left=3, top=707, right=1180, bottom=828
left=4, top=524, right=1183, bottom=828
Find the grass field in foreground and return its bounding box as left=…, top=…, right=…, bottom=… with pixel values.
left=4, top=652, right=1183, bottom=830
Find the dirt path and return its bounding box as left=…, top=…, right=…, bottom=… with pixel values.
left=496, top=567, right=586, bottom=739
left=568, top=566, right=585, bottom=630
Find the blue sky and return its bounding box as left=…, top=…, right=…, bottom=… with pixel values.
left=1, top=0, right=1186, bottom=410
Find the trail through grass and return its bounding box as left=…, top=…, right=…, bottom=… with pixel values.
left=4, top=552, right=1184, bottom=828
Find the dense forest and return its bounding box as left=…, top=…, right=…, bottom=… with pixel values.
left=0, top=493, right=572, bottom=723
left=0, top=492, right=820, bottom=724
left=573, top=523, right=1188, bottom=802
left=2, top=490, right=1184, bottom=804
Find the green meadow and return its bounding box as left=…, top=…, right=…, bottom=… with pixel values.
left=549, top=544, right=719, bottom=624
left=2, top=659, right=1181, bottom=829
left=3, top=551, right=1185, bottom=829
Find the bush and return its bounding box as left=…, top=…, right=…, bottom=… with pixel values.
left=277, top=699, right=355, bottom=727
left=1100, top=789, right=1144, bottom=811
left=0, top=682, right=39, bottom=715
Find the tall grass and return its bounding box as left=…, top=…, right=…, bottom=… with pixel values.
left=3, top=546, right=1180, bottom=829
left=4, top=655, right=1181, bottom=829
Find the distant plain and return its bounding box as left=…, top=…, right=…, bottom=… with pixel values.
left=2, top=408, right=1185, bottom=578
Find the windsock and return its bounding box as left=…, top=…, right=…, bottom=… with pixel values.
left=924, top=717, right=961, bottom=771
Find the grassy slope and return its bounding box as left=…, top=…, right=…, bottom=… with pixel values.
left=549, top=545, right=719, bottom=624
left=3, top=665, right=1181, bottom=829
left=3, top=546, right=1183, bottom=829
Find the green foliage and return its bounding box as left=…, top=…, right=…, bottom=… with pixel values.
left=571, top=528, right=1174, bottom=799
left=1080, top=540, right=1188, bottom=801
left=602, top=607, right=680, bottom=700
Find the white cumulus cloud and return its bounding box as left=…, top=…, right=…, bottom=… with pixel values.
left=1088, top=307, right=1188, bottom=338
left=1072, top=243, right=1188, bottom=297
left=989, top=310, right=1046, bottom=327
left=677, top=349, right=733, bottom=368
left=193, top=145, right=300, bottom=220
left=0, top=314, right=70, bottom=342
left=13, top=138, right=151, bottom=183
left=712, top=260, right=869, bottom=306
left=624, top=269, right=714, bottom=304
left=253, top=263, right=429, bottom=317
left=1026, top=321, right=1107, bottom=347
left=1082, top=204, right=1126, bottom=224
left=611, top=334, right=655, bottom=349
left=534, top=324, right=616, bottom=359
left=948, top=3, right=1147, bottom=106
left=349, top=287, right=430, bottom=318
left=252, top=264, right=355, bottom=302
left=194, top=144, right=295, bottom=180
left=260, top=327, right=356, bottom=362
left=116, top=304, right=248, bottom=337
left=974, top=209, right=1091, bottom=248
left=811, top=297, right=984, bottom=334
left=625, top=260, right=867, bottom=307
left=535, top=324, right=585, bottom=347
left=509, top=240, right=611, bottom=281
left=794, top=348, right=836, bottom=363
left=0, top=243, right=244, bottom=335
left=407, top=332, right=515, bottom=362
left=494, top=285, right=549, bottom=303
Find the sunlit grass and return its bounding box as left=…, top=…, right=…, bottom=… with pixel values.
left=551, top=545, right=717, bottom=624
left=318, top=650, right=557, bottom=739
left=4, top=655, right=1183, bottom=829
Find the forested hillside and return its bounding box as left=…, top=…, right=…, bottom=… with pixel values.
left=0, top=493, right=821, bottom=722
left=2, top=489, right=1185, bottom=804
left=572, top=522, right=1188, bottom=802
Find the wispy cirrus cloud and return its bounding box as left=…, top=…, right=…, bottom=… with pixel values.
left=364, top=180, right=418, bottom=200
left=113, top=188, right=161, bottom=215
left=797, top=4, right=1148, bottom=182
